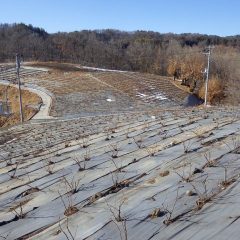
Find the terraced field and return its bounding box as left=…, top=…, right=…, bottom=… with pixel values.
left=21, top=63, right=187, bottom=117
left=0, top=63, right=240, bottom=240
left=0, top=107, right=239, bottom=239
left=0, top=66, right=45, bottom=82
left=92, top=71, right=187, bottom=103
left=1, top=63, right=189, bottom=118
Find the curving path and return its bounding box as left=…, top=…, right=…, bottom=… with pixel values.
left=0, top=80, right=53, bottom=120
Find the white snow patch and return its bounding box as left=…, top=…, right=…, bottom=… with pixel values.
left=5, top=138, right=17, bottom=144
left=146, top=96, right=155, bottom=99
left=80, top=66, right=127, bottom=73
left=106, top=98, right=114, bottom=102
left=155, top=94, right=168, bottom=100
left=136, top=92, right=167, bottom=101
left=22, top=66, right=49, bottom=72
left=136, top=92, right=148, bottom=98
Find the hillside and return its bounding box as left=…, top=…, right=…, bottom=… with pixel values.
left=1, top=23, right=240, bottom=72
left=1, top=24, right=239, bottom=106
left=0, top=106, right=239, bottom=239
left=0, top=85, right=41, bottom=127
left=0, top=61, right=239, bottom=239
left=1, top=17, right=240, bottom=238
left=1, top=63, right=189, bottom=119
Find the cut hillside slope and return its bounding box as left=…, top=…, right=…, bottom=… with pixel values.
left=0, top=84, right=42, bottom=127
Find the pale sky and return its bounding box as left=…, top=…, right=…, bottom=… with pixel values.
left=0, top=0, right=239, bottom=36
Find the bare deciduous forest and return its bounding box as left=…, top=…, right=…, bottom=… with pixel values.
left=1, top=22, right=240, bottom=240
left=0, top=23, right=239, bottom=104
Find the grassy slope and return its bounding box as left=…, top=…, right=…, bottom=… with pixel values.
left=0, top=85, right=42, bottom=127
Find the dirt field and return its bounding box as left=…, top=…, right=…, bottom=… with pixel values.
left=21, top=63, right=189, bottom=117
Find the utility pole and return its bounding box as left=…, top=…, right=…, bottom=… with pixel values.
left=16, top=53, right=24, bottom=123
left=204, top=46, right=214, bottom=106
left=5, top=85, right=10, bottom=114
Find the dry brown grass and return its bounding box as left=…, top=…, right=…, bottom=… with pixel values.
left=170, top=79, right=191, bottom=94
left=26, top=61, right=84, bottom=72
left=198, top=77, right=224, bottom=104
left=24, top=71, right=110, bottom=95
left=0, top=85, right=42, bottom=127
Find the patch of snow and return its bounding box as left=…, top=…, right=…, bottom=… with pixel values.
left=22, top=66, right=49, bottom=72
left=155, top=94, right=168, bottom=100
left=80, top=66, right=128, bottom=73
left=146, top=96, right=155, bottom=99
left=136, top=92, right=167, bottom=101
left=136, top=92, right=148, bottom=98
left=106, top=98, right=114, bottom=102
left=5, top=138, right=17, bottom=144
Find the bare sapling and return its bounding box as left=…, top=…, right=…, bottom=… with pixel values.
left=72, top=153, right=86, bottom=171
left=163, top=187, right=179, bottom=225
left=0, top=153, right=13, bottom=166
left=133, top=136, right=144, bottom=149
left=109, top=143, right=120, bottom=159
left=44, top=157, right=55, bottom=174
left=106, top=197, right=128, bottom=240
left=63, top=176, right=82, bottom=194
left=81, top=135, right=90, bottom=148
left=11, top=201, right=26, bottom=219
left=188, top=175, right=212, bottom=210
left=8, top=162, right=19, bottom=179
left=219, top=164, right=235, bottom=189
left=58, top=217, right=76, bottom=240
left=182, top=141, right=193, bottom=153
left=145, top=143, right=158, bottom=157
left=83, top=148, right=91, bottom=161
left=174, top=161, right=193, bottom=183
left=203, top=152, right=217, bottom=168
left=59, top=189, right=79, bottom=217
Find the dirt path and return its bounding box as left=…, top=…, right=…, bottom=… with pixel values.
left=87, top=73, right=127, bottom=95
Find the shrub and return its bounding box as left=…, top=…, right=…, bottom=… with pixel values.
left=198, top=77, right=224, bottom=104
